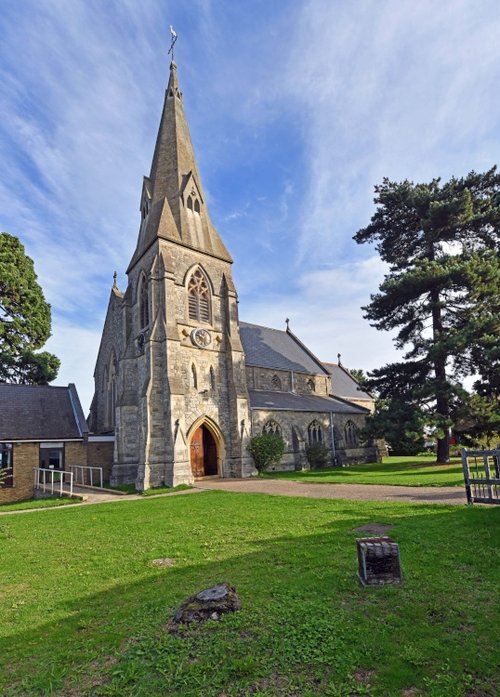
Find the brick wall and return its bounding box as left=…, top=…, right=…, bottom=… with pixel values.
left=0, top=443, right=38, bottom=504
left=86, top=441, right=114, bottom=482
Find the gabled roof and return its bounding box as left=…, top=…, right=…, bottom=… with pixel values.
left=0, top=383, right=88, bottom=441
left=248, top=389, right=368, bottom=414
left=322, top=362, right=373, bottom=401
left=240, top=322, right=328, bottom=375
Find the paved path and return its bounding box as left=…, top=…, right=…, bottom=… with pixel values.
left=194, top=478, right=467, bottom=505
left=1, top=479, right=467, bottom=516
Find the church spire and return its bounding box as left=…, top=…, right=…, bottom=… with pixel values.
left=148, top=60, right=202, bottom=206
left=128, top=51, right=232, bottom=272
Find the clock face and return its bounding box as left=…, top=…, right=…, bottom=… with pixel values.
left=191, top=327, right=212, bottom=348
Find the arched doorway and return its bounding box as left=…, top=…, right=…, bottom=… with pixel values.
left=190, top=425, right=218, bottom=478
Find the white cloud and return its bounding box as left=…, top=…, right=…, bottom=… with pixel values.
left=2, top=0, right=498, bottom=413
left=274, top=0, right=500, bottom=265
left=44, top=322, right=103, bottom=415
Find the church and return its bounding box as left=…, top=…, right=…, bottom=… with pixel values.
left=88, top=58, right=378, bottom=489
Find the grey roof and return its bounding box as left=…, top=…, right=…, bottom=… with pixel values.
left=240, top=322, right=327, bottom=375
left=0, top=383, right=89, bottom=441
left=248, top=389, right=367, bottom=414
left=322, top=362, right=373, bottom=401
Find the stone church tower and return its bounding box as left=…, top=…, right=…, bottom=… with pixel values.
left=90, top=61, right=254, bottom=488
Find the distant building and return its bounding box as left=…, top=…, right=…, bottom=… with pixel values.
left=89, top=59, right=379, bottom=490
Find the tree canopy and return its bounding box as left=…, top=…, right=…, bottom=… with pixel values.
left=348, top=368, right=367, bottom=386
left=0, top=233, right=60, bottom=384
left=360, top=399, right=426, bottom=456
left=354, top=168, right=500, bottom=462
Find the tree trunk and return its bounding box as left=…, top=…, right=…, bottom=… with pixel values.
left=436, top=432, right=449, bottom=464
left=430, top=248, right=450, bottom=464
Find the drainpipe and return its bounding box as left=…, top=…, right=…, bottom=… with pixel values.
left=329, top=412, right=337, bottom=466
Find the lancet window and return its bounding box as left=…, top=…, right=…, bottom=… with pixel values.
left=262, top=420, right=282, bottom=437
left=107, top=354, right=117, bottom=429
left=344, top=420, right=358, bottom=448
left=191, top=364, right=198, bottom=390
left=308, top=420, right=323, bottom=444
left=139, top=274, right=149, bottom=329
left=186, top=192, right=201, bottom=215
left=271, top=374, right=282, bottom=391
left=187, top=268, right=211, bottom=324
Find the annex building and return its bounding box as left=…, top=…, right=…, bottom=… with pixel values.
left=88, top=59, right=378, bottom=490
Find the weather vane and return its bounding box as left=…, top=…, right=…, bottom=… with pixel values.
left=168, top=25, right=178, bottom=63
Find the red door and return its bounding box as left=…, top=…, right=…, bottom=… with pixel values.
left=190, top=427, right=205, bottom=478
left=190, top=426, right=218, bottom=478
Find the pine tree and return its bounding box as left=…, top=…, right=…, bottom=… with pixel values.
left=0, top=233, right=60, bottom=383
left=354, top=168, right=500, bottom=462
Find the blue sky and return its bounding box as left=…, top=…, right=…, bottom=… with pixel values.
left=1, top=0, right=499, bottom=412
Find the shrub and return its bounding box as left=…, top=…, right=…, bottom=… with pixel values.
left=247, top=433, right=285, bottom=473
left=305, top=442, right=331, bottom=469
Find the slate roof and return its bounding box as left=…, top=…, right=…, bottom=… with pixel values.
left=240, top=322, right=327, bottom=375
left=0, top=383, right=89, bottom=441
left=322, top=362, right=373, bottom=402
left=248, top=389, right=367, bottom=414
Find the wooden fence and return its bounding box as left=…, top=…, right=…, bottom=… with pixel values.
left=460, top=448, right=500, bottom=505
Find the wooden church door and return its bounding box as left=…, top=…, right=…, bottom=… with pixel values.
left=190, top=425, right=218, bottom=478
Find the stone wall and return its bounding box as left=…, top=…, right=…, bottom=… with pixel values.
left=250, top=408, right=379, bottom=470
left=245, top=366, right=330, bottom=396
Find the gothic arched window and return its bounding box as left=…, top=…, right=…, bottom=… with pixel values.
left=209, top=366, right=215, bottom=390
left=187, top=195, right=193, bottom=211
left=263, top=419, right=282, bottom=437
left=194, top=198, right=201, bottom=214
left=344, top=420, right=358, bottom=448
left=271, top=374, right=282, bottom=391
left=139, top=274, right=149, bottom=329
left=107, top=353, right=117, bottom=429
left=187, top=268, right=211, bottom=324
left=308, top=420, right=323, bottom=444
left=191, top=364, right=198, bottom=390
left=307, top=379, right=315, bottom=392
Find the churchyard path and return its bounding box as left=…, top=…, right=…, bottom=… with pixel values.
left=1, top=479, right=467, bottom=515
left=193, top=478, right=467, bottom=505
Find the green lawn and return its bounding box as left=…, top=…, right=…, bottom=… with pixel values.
left=0, top=491, right=498, bottom=696
left=266, top=455, right=465, bottom=487
left=0, top=496, right=78, bottom=512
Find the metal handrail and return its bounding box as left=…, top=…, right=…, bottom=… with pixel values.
left=33, top=468, right=74, bottom=497
left=68, top=465, right=104, bottom=488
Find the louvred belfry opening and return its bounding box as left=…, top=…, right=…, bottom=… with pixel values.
left=188, top=269, right=211, bottom=323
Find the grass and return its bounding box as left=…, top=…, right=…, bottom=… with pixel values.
left=0, top=496, right=78, bottom=512
left=0, top=484, right=193, bottom=512
left=141, top=483, right=193, bottom=496
left=265, top=455, right=465, bottom=487
left=0, top=490, right=498, bottom=696
left=106, top=483, right=193, bottom=496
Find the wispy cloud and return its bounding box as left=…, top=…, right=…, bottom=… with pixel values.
left=1, top=0, right=498, bottom=413
left=277, top=0, right=500, bottom=264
